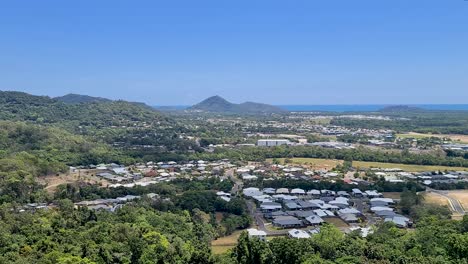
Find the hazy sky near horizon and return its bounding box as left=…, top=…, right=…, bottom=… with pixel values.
left=0, top=0, right=467, bottom=105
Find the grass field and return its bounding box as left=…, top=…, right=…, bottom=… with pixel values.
left=211, top=230, right=244, bottom=255
left=352, top=160, right=468, bottom=172
left=382, top=192, right=402, bottom=200
left=422, top=191, right=466, bottom=220
left=270, top=158, right=342, bottom=170
left=324, top=218, right=349, bottom=228
left=272, top=157, right=468, bottom=172
left=397, top=132, right=468, bottom=143
left=423, top=192, right=449, bottom=207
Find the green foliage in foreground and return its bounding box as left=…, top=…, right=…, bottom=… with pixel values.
left=0, top=203, right=219, bottom=264
left=231, top=218, right=468, bottom=264
left=2, top=201, right=467, bottom=264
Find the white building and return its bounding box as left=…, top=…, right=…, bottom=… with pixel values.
left=288, top=229, right=311, bottom=239
left=247, top=228, right=267, bottom=241
left=257, top=139, right=291, bottom=147
left=243, top=187, right=263, bottom=197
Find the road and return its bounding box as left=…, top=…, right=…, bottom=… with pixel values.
left=245, top=200, right=290, bottom=236
left=225, top=169, right=243, bottom=195
left=427, top=188, right=465, bottom=214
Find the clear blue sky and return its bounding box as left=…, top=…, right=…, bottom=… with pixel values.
left=0, top=0, right=467, bottom=105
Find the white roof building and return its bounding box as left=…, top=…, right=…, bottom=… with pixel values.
left=291, top=188, right=306, bottom=195
left=370, top=198, right=394, bottom=204
left=288, top=229, right=311, bottom=239
left=371, top=206, right=393, bottom=212
left=306, top=215, right=324, bottom=225
left=307, top=189, right=321, bottom=196
left=247, top=228, right=267, bottom=240
left=242, top=174, right=258, bottom=180
left=276, top=188, right=289, bottom=194
left=243, top=187, right=263, bottom=197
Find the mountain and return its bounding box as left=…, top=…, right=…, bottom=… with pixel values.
left=55, top=93, right=112, bottom=104
left=189, top=95, right=286, bottom=114
left=0, top=91, right=168, bottom=126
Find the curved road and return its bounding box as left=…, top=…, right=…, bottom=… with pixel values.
left=427, top=188, right=465, bottom=214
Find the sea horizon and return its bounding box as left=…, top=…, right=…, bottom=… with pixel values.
left=154, top=104, right=468, bottom=112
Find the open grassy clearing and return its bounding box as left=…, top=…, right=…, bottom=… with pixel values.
left=211, top=230, right=244, bottom=255
left=382, top=192, right=402, bottom=200
left=424, top=191, right=468, bottom=220
left=397, top=132, right=468, bottom=143
left=270, top=158, right=342, bottom=170
left=272, top=157, right=468, bottom=172
left=352, top=161, right=468, bottom=172
left=324, top=218, right=349, bottom=228
left=423, top=192, right=450, bottom=207
left=211, top=245, right=234, bottom=255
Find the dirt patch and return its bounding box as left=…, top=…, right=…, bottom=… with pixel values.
left=37, top=169, right=109, bottom=194
left=215, top=212, right=224, bottom=223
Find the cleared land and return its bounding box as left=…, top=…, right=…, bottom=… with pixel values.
left=37, top=170, right=109, bottom=193
left=352, top=161, right=468, bottom=172
left=324, top=218, right=349, bottom=229
left=270, top=158, right=342, bottom=170
left=382, top=192, right=401, bottom=200
left=273, top=157, right=468, bottom=172
left=423, top=192, right=450, bottom=207
left=423, top=191, right=466, bottom=220
left=211, top=230, right=244, bottom=255
left=397, top=132, right=468, bottom=143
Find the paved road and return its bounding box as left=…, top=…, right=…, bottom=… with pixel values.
left=245, top=200, right=289, bottom=236
left=427, top=188, right=465, bottom=214
left=225, top=169, right=242, bottom=195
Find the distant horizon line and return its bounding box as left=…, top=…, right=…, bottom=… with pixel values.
left=154, top=103, right=468, bottom=106
left=2, top=90, right=467, bottom=109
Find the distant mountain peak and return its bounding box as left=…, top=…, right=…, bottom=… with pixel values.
left=189, top=96, right=286, bottom=114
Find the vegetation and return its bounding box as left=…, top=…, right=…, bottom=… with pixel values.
left=189, top=95, right=286, bottom=114
left=186, top=145, right=468, bottom=168
left=331, top=110, right=468, bottom=134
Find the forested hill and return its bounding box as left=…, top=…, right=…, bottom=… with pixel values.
left=54, top=93, right=112, bottom=104
left=0, top=91, right=199, bottom=152
left=0, top=91, right=169, bottom=127
left=0, top=92, right=198, bottom=203
left=189, top=95, right=286, bottom=114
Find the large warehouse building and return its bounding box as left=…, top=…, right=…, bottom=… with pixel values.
left=257, top=139, right=291, bottom=147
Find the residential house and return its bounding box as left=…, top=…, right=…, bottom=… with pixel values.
left=247, top=228, right=267, bottom=241
left=288, top=229, right=311, bottom=239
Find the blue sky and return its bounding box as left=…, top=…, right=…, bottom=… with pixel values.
left=0, top=0, right=467, bottom=105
